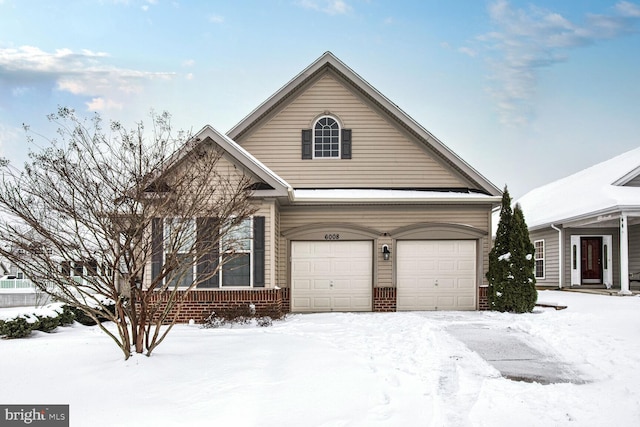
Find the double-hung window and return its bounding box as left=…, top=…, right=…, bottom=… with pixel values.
left=164, top=218, right=196, bottom=288
left=534, top=240, right=545, bottom=279
left=220, top=218, right=252, bottom=287
left=152, top=216, right=265, bottom=289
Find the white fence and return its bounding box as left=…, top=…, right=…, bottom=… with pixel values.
left=0, top=278, right=98, bottom=308
left=0, top=279, right=38, bottom=293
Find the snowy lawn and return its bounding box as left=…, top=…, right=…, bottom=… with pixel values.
left=2, top=290, right=640, bottom=427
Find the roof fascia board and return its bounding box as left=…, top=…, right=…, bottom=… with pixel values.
left=530, top=205, right=640, bottom=230
left=289, top=195, right=502, bottom=205
left=613, top=165, right=640, bottom=186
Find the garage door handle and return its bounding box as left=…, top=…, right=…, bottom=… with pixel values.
left=435, top=280, right=438, bottom=286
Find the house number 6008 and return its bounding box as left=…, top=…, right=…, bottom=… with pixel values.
left=324, top=234, right=340, bottom=240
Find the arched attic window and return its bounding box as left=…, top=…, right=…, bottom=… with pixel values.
left=301, top=116, right=351, bottom=160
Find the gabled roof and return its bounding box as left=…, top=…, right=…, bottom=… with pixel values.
left=157, top=125, right=291, bottom=197
left=227, top=51, right=501, bottom=197
left=194, top=126, right=291, bottom=197
left=517, top=146, right=640, bottom=229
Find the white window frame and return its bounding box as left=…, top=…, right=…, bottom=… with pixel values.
left=312, top=116, right=341, bottom=159
left=162, top=217, right=255, bottom=289
left=163, top=218, right=196, bottom=288
left=219, top=217, right=254, bottom=288
left=534, top=239, right=545, bottom=279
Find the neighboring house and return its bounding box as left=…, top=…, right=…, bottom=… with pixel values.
left=149, top=52, right=502, bottom=319
left=517, top=147, right=640, bottom=294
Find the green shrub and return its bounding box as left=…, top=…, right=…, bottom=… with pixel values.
left=58, top=305, right=75, bottom=325
left=0, top=315, right=36, bottom=339
left=70, top=307, right=98, bottom=326
left=203, top=303, right=285, bottom=328
left=35, top=314, right=60, bottom=333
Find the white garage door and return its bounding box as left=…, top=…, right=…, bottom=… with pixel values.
left=291, top=241, right=372, bottom=313
left=397, top=240, right=476, bottom=311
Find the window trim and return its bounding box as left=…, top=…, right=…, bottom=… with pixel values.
left=219, top=217, right=254, bottom=289
left=312, top=116, right=341, bottom=159
left=534, top=239, right=545, bottom=279
left=163, top=218, right=196, bottom=289
left=162, top=217, right=255, bottom=289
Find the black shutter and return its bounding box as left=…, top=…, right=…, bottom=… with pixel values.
left=301, top=129, right=312, bottom=160
left=151, top=218, right=163, bottom=282
left=253, top=216, right=265, bottom=287
left=341, top=129, right=352, bottom=159
left=196, top=217, right=219, bottom=288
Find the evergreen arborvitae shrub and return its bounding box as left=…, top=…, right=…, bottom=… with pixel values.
left=508, top=204, right=538, bottom=312
left=487, top=188, right=513, bottom=311
left=487, top=187, right=538, bottom=312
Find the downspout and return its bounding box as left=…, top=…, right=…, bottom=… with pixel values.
left=551, top=224, right=563, bottom=289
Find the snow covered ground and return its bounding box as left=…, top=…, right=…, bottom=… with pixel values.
left=1, top=290, right=640, bottom=427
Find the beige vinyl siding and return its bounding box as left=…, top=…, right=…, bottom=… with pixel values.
left=277, top=204, right=491, bottom=289
left=529, top=229, right=559, bottom=287
left=237, top=71, right=471, bottom=189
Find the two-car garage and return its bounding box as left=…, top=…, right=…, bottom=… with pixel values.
left=290, top=239, right=477, bottom=313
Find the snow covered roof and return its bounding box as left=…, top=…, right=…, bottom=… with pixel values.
left=517, top=146, right=640, bottom=229
left=291, top=189, right=501, bottom=204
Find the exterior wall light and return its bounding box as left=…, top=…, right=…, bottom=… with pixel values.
left=382, top=244, right=391, bottom=261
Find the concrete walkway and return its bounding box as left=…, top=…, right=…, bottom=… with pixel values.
left=446, top=323, right=588, bottom=385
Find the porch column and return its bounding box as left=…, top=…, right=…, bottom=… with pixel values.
left=619, top=213, right=632, bottom=295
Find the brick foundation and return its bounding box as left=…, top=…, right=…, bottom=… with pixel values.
left=478, top=286, right=489, bottom=310
left=373, top=287, right=397, bottom=312
left=146, top=289, right=287, bottom=324
left=145, top=285, right=487, bottom=322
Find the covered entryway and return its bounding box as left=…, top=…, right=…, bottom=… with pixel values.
left=291, top=241, right=372, bottom=312
left=396, top=240, right=476, bottom=311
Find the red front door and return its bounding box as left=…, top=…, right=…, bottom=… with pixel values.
left=581, top=237, right=603, bottom=284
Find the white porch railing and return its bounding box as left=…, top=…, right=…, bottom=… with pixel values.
left=0, top=279, right=37, bottom=292
left=0, top=278, right=88, bottom=293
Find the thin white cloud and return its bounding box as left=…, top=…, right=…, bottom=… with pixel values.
left=476, top=0, right=640, bottom=126
left=86, top=97, right=124, bottom=111
left=458, top=47, right=477, bottom=57
left=208, top=14, right=224, bottom=24
left=297, top=0, right=352, bottom=15
left=0, top=45, right=175, bottom=111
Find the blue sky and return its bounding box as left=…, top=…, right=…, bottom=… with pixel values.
left=1, top=0, right=639, bottom=198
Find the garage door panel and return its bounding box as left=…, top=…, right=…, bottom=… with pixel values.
left=457, top=296, right=475, bottom=308
left=291, top=241, right=372, bottom=313
left=398, top=240, right=476, bottom=311
left=457, top=278, right=475, bottom=289
left=292, top=260, right=312, bottom=274
left=312, top=279, right=331, bottom=290
left=294, top=279, right=311, bottom=290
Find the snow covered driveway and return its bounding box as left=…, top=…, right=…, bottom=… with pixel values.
left=2, top=291, right=640, bottom=426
